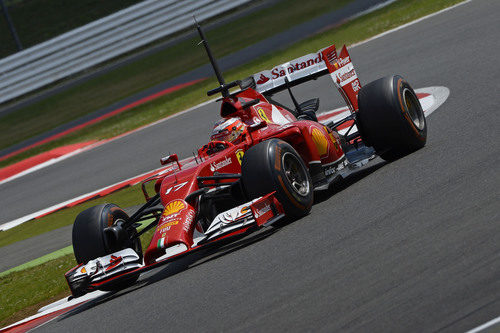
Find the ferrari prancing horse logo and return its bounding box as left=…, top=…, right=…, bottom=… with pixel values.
left=257, top=108, right=271, bottom=123
left=236, top=149, right=244, bottom=165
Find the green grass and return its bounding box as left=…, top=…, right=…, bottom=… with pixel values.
left=0, top=246, right=73, bottom=278
left=0, top=0, right=466, bottom=326
left=0, top=222, right=156, bottom=328
left=0, top=0, right=142, bottom=57
left=0, top=217, right=156, bottom=277
left=0, top=0, right=351, bottom=159
left=0, top=254, right=75, bottom=327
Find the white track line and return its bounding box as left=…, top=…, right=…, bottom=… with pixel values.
left=350, top=0, right=473, bottom=49
left=0, top=166, right=166, bottom=231
left=0, top=291, right=107, bottom=332
left=0, top=98, right=216, bottom=186
left=0, top=145, right=96, bottom=186
left=466, top=316, right=500, bottom=333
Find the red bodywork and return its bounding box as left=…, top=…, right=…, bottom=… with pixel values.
left=144, top=87, right=345, bottom=265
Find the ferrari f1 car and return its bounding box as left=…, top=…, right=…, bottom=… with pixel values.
left=65, top=22, right=427, bottom=297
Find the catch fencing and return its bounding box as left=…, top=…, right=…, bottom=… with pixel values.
left=0, top=0, right=252, bottom=105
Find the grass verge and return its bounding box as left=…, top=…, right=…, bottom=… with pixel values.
left=0, top=225, right=156, bottom=328
left=0, top=0, right=351, bottom=158
left=0, top=0, right=466, bottom=327
left=0, top=254, right=74, bottom=327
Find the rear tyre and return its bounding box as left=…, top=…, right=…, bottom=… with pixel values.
left=72, top=204, right=142, bottom=291
left=241, top=139, right=313, bottom=218
left=357, top=75, right=427, bottom=161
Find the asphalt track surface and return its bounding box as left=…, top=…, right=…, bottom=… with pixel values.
left=4, top=0, right=500, bottom=331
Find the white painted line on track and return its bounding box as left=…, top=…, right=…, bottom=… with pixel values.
left=316, top=87, right=449, bottom=136
left=0, top=98, right=217, bottom=187
left=0, top=291, right=107, bottom=331
left=38, top=291, right=108, bottom=314
left=0, top=165, right=167, bottom=231
left=349, top=0, right=473, bottom=49
left=466, top=315, right=500, bottom=333
left=415, top=87, right=450, bottom=117
left=0, top=145, right=96, bottom=186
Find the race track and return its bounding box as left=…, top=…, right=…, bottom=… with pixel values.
left=6, top=0, right=500, bottom=331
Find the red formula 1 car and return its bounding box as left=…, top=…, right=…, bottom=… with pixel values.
left=65, top=22, right=427, bottom=297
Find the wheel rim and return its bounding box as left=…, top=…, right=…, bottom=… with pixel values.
left=282, top=152, right=310, bottom=197
left=403, top=88, right=425, bottom=130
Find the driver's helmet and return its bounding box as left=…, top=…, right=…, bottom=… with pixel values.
left=210, top=117, right=248, bottom=144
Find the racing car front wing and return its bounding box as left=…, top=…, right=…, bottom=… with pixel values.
left=65, top=193, right=284, bottom=298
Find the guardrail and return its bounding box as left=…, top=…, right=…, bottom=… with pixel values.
left=0, top=0, right=252, bottom=105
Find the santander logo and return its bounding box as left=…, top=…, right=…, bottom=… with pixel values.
left=270, top=52, right=323, bottom=79
left=333, top=62, right=357, bottom=86
left=210, top=156, right=232, bottom=172
left=336, top=68, right=356, bottom=83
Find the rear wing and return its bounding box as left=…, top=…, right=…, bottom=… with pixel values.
left=247, top=44, right=362, bottom=112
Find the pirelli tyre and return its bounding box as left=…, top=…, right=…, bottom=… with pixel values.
left=72, top=204, right=142, bottom=291
left=357, top=75, right=427, bottom=161
left=241, top=139, right=313, bottom=218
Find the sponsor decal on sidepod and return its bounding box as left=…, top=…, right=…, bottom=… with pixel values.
left=183, top=210, right=195, bottom=232
left=210, top=156, right=232, bottom=172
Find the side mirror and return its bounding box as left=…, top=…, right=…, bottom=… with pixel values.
left=160, top=154, right=182, bottom=169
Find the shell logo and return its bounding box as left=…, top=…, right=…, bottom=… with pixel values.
left=163, top=200, right=186, bottom=216
left=311, top=128, right=328, bottom=155
left=324, top=126, right=341, bottom=152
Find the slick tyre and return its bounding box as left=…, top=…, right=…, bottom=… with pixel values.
left=72, top=204, right=142, bottom=290
left=357, top=75, right=427, bottom=161
left=241, top=139, right=313, bottom=218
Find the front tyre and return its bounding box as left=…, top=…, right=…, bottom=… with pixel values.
left=72, top=204, right=142, bottom=291
left=357, top=75, right=427, bottom=161
left=241, top=139, right=313, bottom=218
